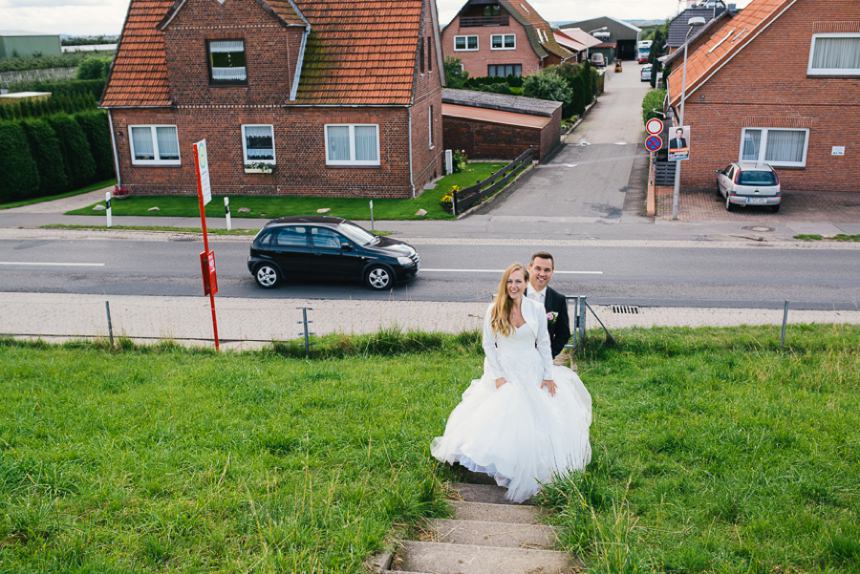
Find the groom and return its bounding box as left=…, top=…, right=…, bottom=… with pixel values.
left=526, top=252, right=571, bottom=364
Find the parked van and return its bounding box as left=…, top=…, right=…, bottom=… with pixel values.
left=590, top=53, right=606, bottom=68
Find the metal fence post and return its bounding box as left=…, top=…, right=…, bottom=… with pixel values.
left=297, top=307, right=314, bottom=358
left=105, top=300, right=114, bottom=348
left=578, top=296, right=587, bottom=343
left=780, top=300, right=789, bottom=349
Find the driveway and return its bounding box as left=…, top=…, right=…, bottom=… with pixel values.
left=479, top=62, right=652, bottom=222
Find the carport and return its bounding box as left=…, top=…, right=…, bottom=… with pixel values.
left=442, top=89, right=562, bottom=162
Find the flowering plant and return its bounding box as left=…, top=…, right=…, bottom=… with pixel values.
left=440, top=185, right=460, bottom=212
left=547, top=311, right=559, bottom=326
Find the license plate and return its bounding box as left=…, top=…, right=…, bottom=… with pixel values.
left=747, top=198, right=768, bottom=205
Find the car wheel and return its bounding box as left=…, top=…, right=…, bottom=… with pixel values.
left=365, top=265, right=392, bottom=290
left=254, top=264, right=280, bottom=288
left=770, top=204, right=781, bottom=213
left=725, top=194, right=735, bottom=212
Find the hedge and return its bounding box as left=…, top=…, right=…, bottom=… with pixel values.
left=21, top=118, right=68, bottom=197
left=47, top=114, right=97, bottom=189
left=0, top=123, right=40, bottom=202
left=642, top=89, right=666, bottom=124
left=76, top=111, right=114, bottom=180
left=0, top=92, right=98, bottom=120
left=7, top=78, right=106, bottom=101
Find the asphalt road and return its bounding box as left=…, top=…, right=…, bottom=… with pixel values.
left=2, top=236, right=859, bottom=310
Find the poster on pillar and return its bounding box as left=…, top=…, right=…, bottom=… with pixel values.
left=668, top=126, right=690, bottom=161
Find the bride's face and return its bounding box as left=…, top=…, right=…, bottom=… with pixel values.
left=506, top=270, right=526, bottom=300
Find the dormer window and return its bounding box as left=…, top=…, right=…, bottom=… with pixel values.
left=208, top=40, right=247, bottom=84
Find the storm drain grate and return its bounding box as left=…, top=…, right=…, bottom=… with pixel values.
left=612, top=305, right=640, bottom=314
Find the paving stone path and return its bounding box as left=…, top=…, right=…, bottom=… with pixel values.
left=371, top=478, right=582, bottom=574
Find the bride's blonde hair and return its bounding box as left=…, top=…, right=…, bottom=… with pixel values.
left=490, top=263, right=528, bottom=337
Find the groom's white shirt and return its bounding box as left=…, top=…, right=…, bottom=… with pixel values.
left=526, top=284, right=546, bottom=304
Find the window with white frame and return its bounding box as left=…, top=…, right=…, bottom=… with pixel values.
left=241, top=125, right=275, bottom=164
left=808, top=33, right=860, bottom=76
left=488, top=63, right=522, bottom=78
left=454, top=35, right=479, bottom=51
left=491, top=34, right=516, bottom=50
left=740, top=128, right=809, bottom=167
left=129, top=125, right=180, bottom=165
left=208, top=39, right=247, bottom=83
left=325, top=124, right=380, bottom=166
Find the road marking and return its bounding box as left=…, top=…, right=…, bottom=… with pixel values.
left=421, top=268, right=603, bottom=275
left=0, top=261, right=105, bottom=267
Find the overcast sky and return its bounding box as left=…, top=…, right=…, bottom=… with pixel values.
left=0, top=0, right=753, bottom=36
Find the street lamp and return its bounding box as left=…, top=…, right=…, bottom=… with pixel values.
left=672, top=16, right=706, bottom=221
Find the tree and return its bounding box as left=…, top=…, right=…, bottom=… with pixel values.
left=48, top=114, right=96, bottom=188
left=523, top=70, right=572, bottom=109
left=22, top=118, right=68, bottom=196
left=76, top=111, right=114, bottom=180
left=77, top=56, right=110, bottom=80
left=0, top=122, right=40, bottom=202
left=444, top=57, right=469, bottom=89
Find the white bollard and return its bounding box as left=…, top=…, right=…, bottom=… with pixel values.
left=224, top=197, right=231, bottom=231
left=105, top=191, right=112, bottom=228
left=369, top=199, right=375, bottom=231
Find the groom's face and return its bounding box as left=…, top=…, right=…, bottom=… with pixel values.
left=528, top=257, right=554, bottom=291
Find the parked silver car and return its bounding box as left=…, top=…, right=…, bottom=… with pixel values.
left=640, top=64, right=652, bottom=82
left=715, top=162, right=781, bottom=212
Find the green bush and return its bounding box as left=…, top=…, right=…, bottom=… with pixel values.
left=21, top=118, right=68, bottom=196
left=523, top=70, right=572, bottom=109
left=75, top=111, right=114, bottom=180
left=0, top=122, right=40, bottom=202
left=48, top=114, right=96, bottom=188
left=76, top=56, right=111, bottom=80
left=0, top=51, right=113, bottom=73
left=444, top=56, right=469, bottom=89
left=642, top=88, right=667, bottom=124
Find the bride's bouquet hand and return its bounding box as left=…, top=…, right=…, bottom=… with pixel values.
left=541, top=379, right=557, bottom=397
left=495, top=377, right=508, bottom=389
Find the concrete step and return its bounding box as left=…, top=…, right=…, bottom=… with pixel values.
left=399, top=541, right=577, bottom=574
left=450, top=482, right=519, bottom=505
left=428, top=518, right=557, bottom=549
left=451, top=500, right=541, bottom=524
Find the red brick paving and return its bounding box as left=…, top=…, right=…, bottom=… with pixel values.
left=655, top=186, right=860, bottom=223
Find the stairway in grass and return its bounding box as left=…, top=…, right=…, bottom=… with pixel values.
left=369, top=478, right=582, bottom=574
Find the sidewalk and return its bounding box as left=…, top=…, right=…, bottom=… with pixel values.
left=2, top=292, right=858, bottom=350
left=3, top=185, right=860, bottom=246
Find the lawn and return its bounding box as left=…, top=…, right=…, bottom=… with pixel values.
left=65, top=163, right=505, bottom=221
left=2, top=325, right=859, bottom=573
left=0, top=179, right=115, bottom=211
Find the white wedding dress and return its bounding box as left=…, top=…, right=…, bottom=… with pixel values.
left=431, top=297, right=592, bottom=503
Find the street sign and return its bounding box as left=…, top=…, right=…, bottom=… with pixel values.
left=645, top=135, right=663, bottom=152
left=194, top=139, right=212, bottom=206
left=645, top=117, right=664, bottom=136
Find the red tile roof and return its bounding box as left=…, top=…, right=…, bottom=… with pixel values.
left=101, top=0, right=173, bottom=107
left=499, top=0, right=573, bottom=61
left=668, top=0, right=797, bottom=107
left=293, top=0, right=423, bottom=105
left=102, top=0, right=425, bottom=108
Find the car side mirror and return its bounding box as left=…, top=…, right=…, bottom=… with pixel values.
left=341, top=242, right=353, bottom=251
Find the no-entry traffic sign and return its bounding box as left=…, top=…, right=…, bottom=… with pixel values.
left=645, top=135, right=663, bottom=152
left=645, top=117, right=664, bottom=135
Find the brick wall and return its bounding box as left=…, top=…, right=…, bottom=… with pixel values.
left=679, top=0, right=860, bottom=193
left=410, top=0, right=444, bottom=193
left=111, top=107, right=414, bottom=197
left=441, top=17, right=540, bottom=77
left=443, top=115, right=551, bottom=161
left=163, top=0, right=304, bottom=107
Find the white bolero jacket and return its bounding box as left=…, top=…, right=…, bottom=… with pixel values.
left=482, top=296, right=554, bottom=381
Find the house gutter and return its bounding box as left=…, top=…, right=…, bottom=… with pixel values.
left=408, top=109, right=415, bottom=198
left=288, top=0, right=311, bottom=102
left=107, top=110, right=122, bottom=187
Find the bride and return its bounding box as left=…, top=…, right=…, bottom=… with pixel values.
left=431, top=263, right=592, bottom=503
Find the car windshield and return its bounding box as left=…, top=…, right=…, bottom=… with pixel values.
left=337, top=222, right=377, bottom=246
left=738, top=170, right=777, bottom=185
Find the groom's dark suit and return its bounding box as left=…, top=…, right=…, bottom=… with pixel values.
left=529, top=286, right=571, bottom=358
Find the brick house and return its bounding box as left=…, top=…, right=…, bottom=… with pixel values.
left=666, top=0, right=860, bottom=194
left=440, top=0, right=573, bottom=79
left=101, top=0, right=445, bottom=198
